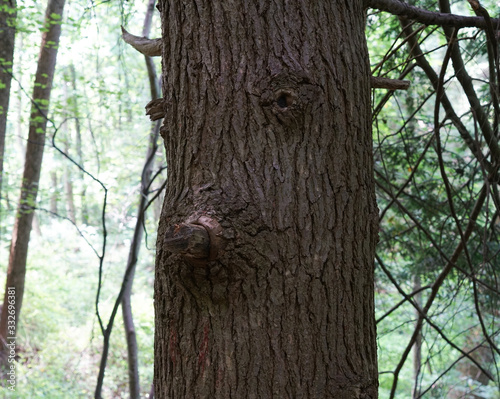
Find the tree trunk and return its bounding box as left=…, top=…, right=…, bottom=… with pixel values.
left=0, top=0, right=17, bottom=207
left=122, top=117, right=161, bottom=399
left=50, top=171, right=58, bottom=214
left=154, top=1, right=378, bottom=398
left=412, top=274, right=422, bottom=399
left=60, top=74, right=76, bottom=223
left=121, top=2, right=160, bottom=398
left=15, top=41, right=25, bottom=158
left=0, top=0, right=65, bottom=359
left=67, top=63, right=88, bottom=224
left=64, top=141, right=76, bottom=223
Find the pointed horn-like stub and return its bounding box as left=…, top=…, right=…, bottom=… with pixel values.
left=121, top=26, right=162, bottom=57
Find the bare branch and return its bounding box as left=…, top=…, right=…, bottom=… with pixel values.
left=376, top=284, right=431, bottom=324
left=438, top=0, right=500, bottom=165
left=399, top=17, right=491, bottom=171
left=371, top=76, right=410, bottom=90
left=386, top=184, right=488, bottom=398
left=368, top=0, right=499, bottom=29
left=377, top=254, right=495, bottom=385
left=121, top=26, right=162, bottom=57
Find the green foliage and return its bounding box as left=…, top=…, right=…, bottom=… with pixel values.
left=0, top=222, right=155, bottom=398
left=0, top=0, right=162, bottom=396
left=368, top=1, right=500, bottom=397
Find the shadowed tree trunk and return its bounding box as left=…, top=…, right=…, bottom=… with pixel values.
left=154, top=1, right=379, bottom=398
left=121, top=2, right=161, bottom=397
left=412, top=274, right=422, bottom=399
left=61, top=74, right=76, bottom=223
left=66, top=63, right=88, bottom=224
left=50, top=171, right=58, bottom=214
left=0, top=0, right=17, bottom=208
left=15, top=37, right=25, bottom=158
left=63, top=143, right=76, bottom=223
left=0, top=0, right=65, bottom=364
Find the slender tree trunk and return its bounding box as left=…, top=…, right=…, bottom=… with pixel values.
left=68, top=63, right=88, bottom=224
left=61, top=74, right=76, bottom=223
left=64, top=142, right=76, bottom=223
left=122, top=118, right=161, bottom=399
left=64, top=161, right=76, bottom=222
left=50, top=171, right=58, bottom=214
left=0, top=0, right=65, bottom=362
left=0, top=0, right=17, bottom=207
left=412, top=274, right=422, bottom=399
left=153, top=165, right=164, bottom=223
left=155, top=1, right=379, bottom=398
left=121, top=1, right=160, bottom=397
left=404, top=75, right=422, bottom=399
left=15, top=57, right=25, bottom=158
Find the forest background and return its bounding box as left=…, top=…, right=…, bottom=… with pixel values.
left=1, top=0, right=500, bottom=398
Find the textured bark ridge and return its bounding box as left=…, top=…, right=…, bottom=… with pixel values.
left=155, top=1, right=379, bottom=398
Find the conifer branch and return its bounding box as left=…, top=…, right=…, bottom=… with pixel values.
left=368, top=0, right=499, bottom=29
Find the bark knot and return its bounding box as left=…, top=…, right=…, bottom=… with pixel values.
left=193, top=215, right=224, bottom=261
left=163, top=215, right=225, bottom=267
left=259, top=71, right=322, bottom=128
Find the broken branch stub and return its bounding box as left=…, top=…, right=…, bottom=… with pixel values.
left=164, top=224, right=211, bottom=263
left=194, top=216, right=224, bottom=261
left=370, top=76, right=411, bottom=90
left=163, top=216, right=225, bottom=266
left=121, top=26, right=162, bottom=57
left=146, top=98, right=166, bottom=121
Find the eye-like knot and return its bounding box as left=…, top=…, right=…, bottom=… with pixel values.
left=275, top=90, right=296, bottom=109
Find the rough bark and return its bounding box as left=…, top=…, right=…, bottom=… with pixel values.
left=0, top=0, right=17, bottom=207
left=154, top=1, right=379, bottom=398
left=0, top=0, right=65, bottom=358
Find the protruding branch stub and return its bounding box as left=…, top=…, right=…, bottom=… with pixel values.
left=195, top=216, right=224, bottom=261
left=146, top=98, right=166, bottom=121
left=370, top=76, right=410, bottom=90
left=121, top=26, right=162, bottom=57
left=163, top=216, right=225, bottom=266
